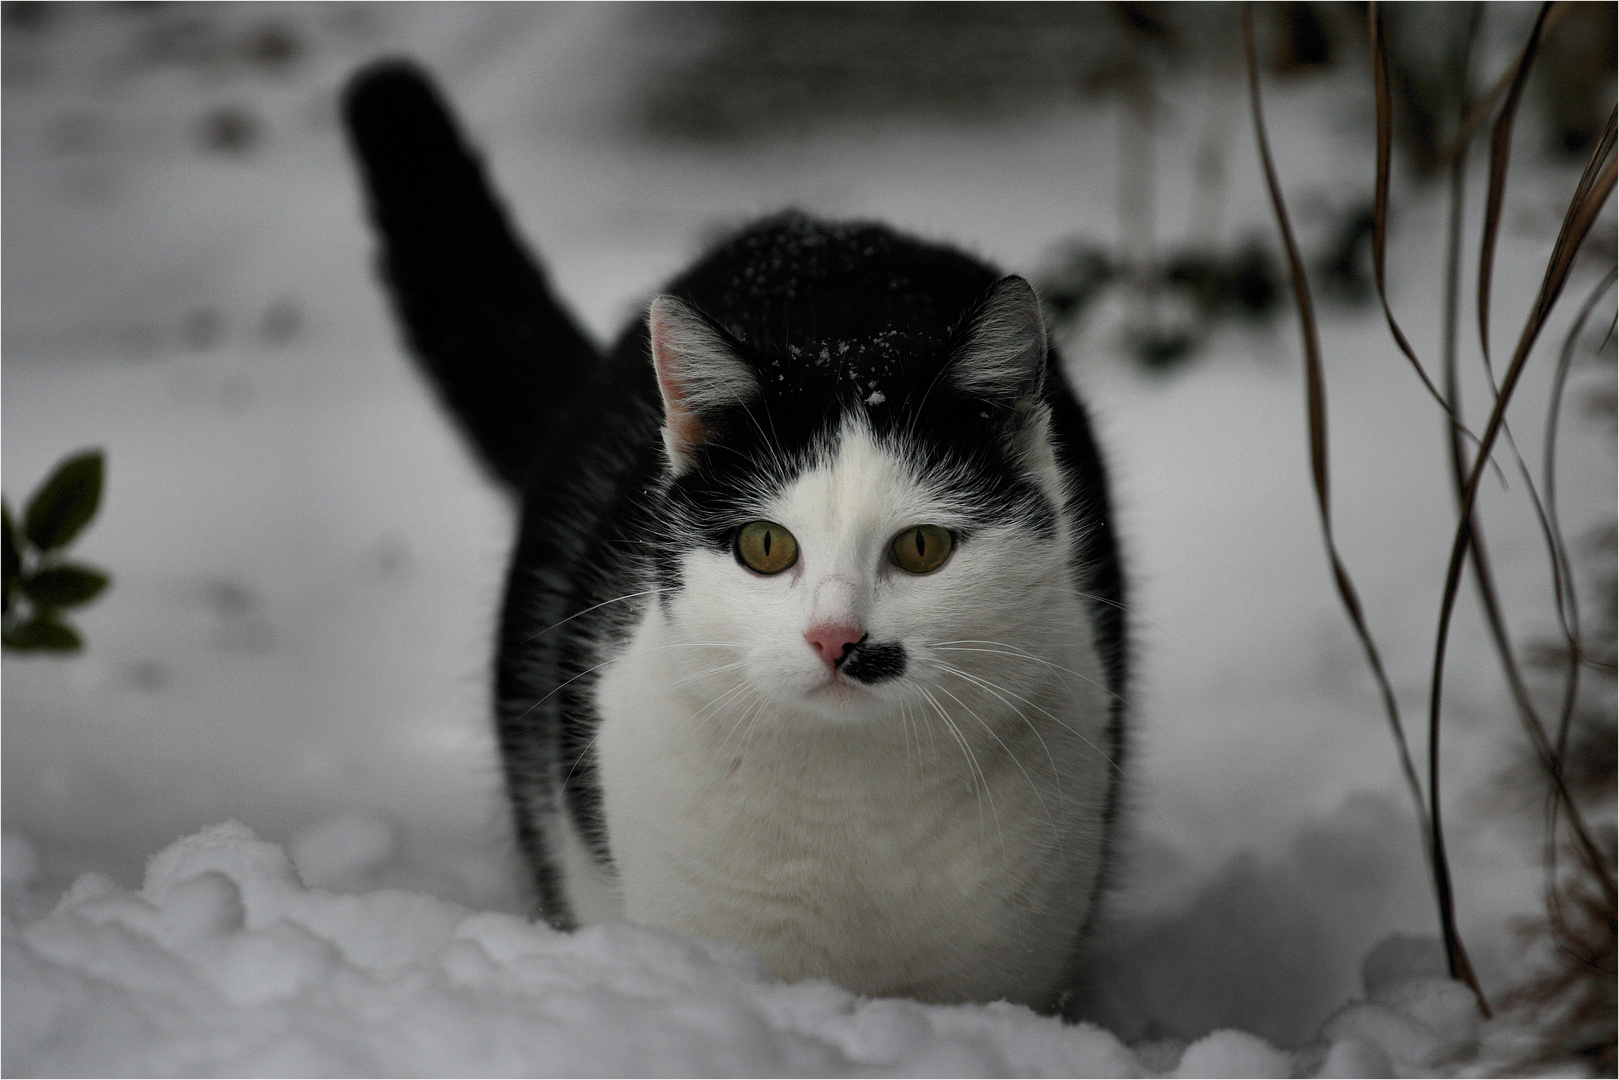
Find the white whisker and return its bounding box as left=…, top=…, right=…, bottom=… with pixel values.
left=930, top=661, right=1065, bottom=794
left=930, top=679, right=1054, bottom=835
left=918, top=685, right=1003, bottom=852
left=522, top=589, right=659, bottom=644
left=929, top=659, right=1122, bottom=779
left=928, top=640, right=1130, bottom=710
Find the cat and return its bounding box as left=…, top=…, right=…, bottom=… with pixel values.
left=343, top=61, right=1127, bottom=1011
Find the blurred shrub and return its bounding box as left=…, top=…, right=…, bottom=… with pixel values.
left=1309, top=203, right=1376, bottom=306
left=1532, top=2, right=1618, bottom=160
left=631, top=2, right=1204, bottom=140
left=1036, top=235, right=1284, bottom=372
left=1500, top=522, right=1617, bottom=1073
left=3, top=449, right=111, bottom=654
left=629, top=2, right=1613, bottom=182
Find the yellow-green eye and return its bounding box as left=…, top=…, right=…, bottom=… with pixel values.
left=889, top=524, right=953, bottom=574
left=736, top=520, right=799, bottom=575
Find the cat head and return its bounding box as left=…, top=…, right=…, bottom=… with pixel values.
left=642, top=276, right=1083, bottom=726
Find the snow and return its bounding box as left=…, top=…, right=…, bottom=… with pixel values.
left=4, top=823, right=1497, bottom=1077
left=3, top=3, right=1611, bottom=1076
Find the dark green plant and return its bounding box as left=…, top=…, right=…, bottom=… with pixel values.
left=2, top=449, right=110, bottom=653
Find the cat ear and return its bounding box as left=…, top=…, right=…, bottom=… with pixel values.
left=648, top=295, right=759, bottom=473
left=949, top=276, right=1048, bottom=406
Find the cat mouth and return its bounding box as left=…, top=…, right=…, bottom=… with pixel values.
left=808, top=672, right=861, bottom=695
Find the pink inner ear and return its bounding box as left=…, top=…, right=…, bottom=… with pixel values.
left=650, top=305, right=708, bottom=458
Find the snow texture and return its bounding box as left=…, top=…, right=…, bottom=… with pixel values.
left=4, top=823, right=1509, bottom=1078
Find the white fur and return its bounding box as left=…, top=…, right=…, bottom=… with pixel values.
left=588, top=420, right=1113, bottom=1006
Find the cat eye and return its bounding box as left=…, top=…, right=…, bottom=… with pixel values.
left=889, top=525, right=953, bottom=574
left=735, top=520, right=799, bottom=575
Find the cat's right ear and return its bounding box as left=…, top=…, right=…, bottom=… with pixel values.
left=648, top=296, right=758, bottom=474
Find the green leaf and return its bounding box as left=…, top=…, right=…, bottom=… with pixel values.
left=24, top=449, right=104, bottom=552
left=3, top=612, right=82, bottom=652
left=23, top=564, right=110, bottom=608
left=2, top=499, right=19, bottom=617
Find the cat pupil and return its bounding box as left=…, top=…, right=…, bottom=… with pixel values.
left=762, top=531, right=772, bottom=556
left=914, top=530, right=925, bottom=556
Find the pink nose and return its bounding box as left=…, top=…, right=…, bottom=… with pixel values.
left=805, top=623, right=865, bottom=668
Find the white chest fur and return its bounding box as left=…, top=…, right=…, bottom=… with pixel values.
left=590, top=608, right=1112, bottom=1008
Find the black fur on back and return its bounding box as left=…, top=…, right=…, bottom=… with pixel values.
left=343, top=63, right=1127, bottom=934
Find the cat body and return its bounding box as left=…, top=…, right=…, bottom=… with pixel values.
left=345, top=64, right=1126, bottom=1010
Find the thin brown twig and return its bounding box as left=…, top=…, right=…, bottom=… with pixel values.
left=1545, top=267, right=1616, bottom=695
left=1436, top=1, right=1574, bottom=169
left=1490, top=108, right=1617, bottom=571
left=1477, top=3, right=1553, bottom=386
left=1445, top=69, right=1613, bottom=960
left=1432, top=140, right=1619, bottom=936
left=1240, top=0, right=1439, bottom=925
left=1448, top=6, right=1616, bottom=916
left=1541, top=267, right=1616, bottom=928
left=1478, top=107, right=1615, bottom=714
left=1436, top=15, right=1537, bottom=804
left=1372, top=4, right=1509, bottom=480
left=1440, top=1, right=1478, bottom=486
left=1369, top=2, right=1455, bottom=415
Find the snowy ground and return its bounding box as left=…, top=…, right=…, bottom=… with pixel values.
left=6, top=822, right=1521, bottom=1077
left=4, top=4, right=1612, bottom=1076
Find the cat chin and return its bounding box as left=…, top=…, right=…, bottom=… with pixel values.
left=797, top=681, right=896, bottom=725
left=741, top=673, right=903, bottom=728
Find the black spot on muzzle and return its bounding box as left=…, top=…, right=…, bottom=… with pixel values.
left=840, top=639, right=907, bottom=683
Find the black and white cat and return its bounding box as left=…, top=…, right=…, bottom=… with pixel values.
left=344, top=63, right=1127, bottom=1011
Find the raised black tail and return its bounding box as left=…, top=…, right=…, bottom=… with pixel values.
left=342, top=61, right=601, bottom=490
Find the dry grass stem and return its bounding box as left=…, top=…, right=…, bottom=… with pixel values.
left=1240, top=0, right=1469, bottom=1000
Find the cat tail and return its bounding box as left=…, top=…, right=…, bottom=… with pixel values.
left=342, top=60, right=601, bottom=490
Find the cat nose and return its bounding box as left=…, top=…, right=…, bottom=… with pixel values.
left=805, top=624, right=865, bottom=669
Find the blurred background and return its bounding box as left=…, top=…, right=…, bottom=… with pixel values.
left=4, top=1, right=1613, bottom=1052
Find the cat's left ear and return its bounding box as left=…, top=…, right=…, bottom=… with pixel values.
left=648, top=295, right=759, bottom=474
left=948, top=276, right=1048, bottom=408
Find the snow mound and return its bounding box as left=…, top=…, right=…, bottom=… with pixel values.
left=4, top=824, right=1504, bottom=1078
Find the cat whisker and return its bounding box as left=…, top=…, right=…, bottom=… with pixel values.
left=713, top=684, right=767, bottom=754
left=705, top=683, right=760, bottom=744
left=898, top=696, right=914, bottom=775
left=918, top=685, right=1003, bottom=853
left=929, top=657, right=1124, bottom=779
left=731, top=690, right=774, bottom=756
left=714, top=692, right=753, bottom=754
left=671, top=661, right=751, bottom=691
left=1072, top=588, right=1147, bottom=623
left=927, top=640, right=1131, bottom=710
left=511, top=656, right=623, bottom=721
left=522, top=589, right=659, bottom=644
left=929, top=661, right=1065, bottom=795
left=929, top=679, right=1056, bottom=835
left=899, top=696, right=933, bottom=768
left=560, top=729, right=604, bottom=794
left=513, top=646, right=753, bottom=724
left=654, top=642, right=753, bottom=649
